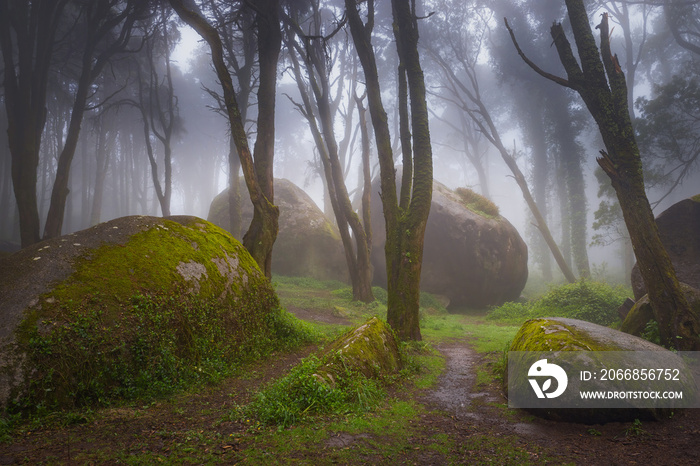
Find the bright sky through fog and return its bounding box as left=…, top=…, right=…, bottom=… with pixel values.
left=172, top=26, right=200, bottom=73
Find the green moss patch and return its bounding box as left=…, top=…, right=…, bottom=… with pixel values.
left=509, top=318, right=617, bottom=352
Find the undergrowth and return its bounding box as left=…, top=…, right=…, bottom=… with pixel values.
left=13, top=291, right=317, bottom=416
left=487, top=279, right=631, bottom=326
left=235, top=338, right=426, bottom=429
left=233, top=354, right=386, bottom=428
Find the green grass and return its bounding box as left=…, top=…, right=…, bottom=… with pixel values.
left=233, top=353, right=387, bottom=428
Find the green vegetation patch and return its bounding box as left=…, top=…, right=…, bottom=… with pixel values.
left=240, top=317, right=403, bottom=428
left=454, top=187, right=500, bottom=218
left=487, top=280, right=631, bottom=326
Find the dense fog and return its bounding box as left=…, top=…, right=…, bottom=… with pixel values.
left=1, top=0, right=699, bottom=287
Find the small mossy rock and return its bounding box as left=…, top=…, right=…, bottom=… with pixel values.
left=313, top=317, right=401, bottom=386
left=619, top=296, right=654, bottom=336
left=0, top=216, right=282, bottom=411
left=370, top=173, right=528, bottom=308
left=631, top=197, right=700, bottom=300
left=621, top=283, right=700, bottom=336
left=208, top=178, right=348, bottom=282
left=509, top=318, right=696, bottom=423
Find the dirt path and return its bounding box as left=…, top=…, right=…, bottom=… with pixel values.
left=425, top=340, right=700, bottom=465
left=429, top=343, right=498, bottom=417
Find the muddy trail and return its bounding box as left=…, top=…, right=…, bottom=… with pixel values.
left=425, top=341, right=700, bottom=465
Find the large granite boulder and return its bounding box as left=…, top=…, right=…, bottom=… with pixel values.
left=370, top=177, right=528, bottom=308
left=508, top=318, right=698, bottom=423
left=631, top=196, right=700, bottom=300
left=208, top=178, right=348, bottom=282
left=0, top=216, right=283, bottom=411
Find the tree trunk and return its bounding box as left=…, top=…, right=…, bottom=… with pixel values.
left=227, top=138, right=243, bottom=239
left=552, top=92, right=590, bottom=277
left=346, top=0, right=433, bottom=340
left=43, top=49, right=93, bottom=238
left=284, top=8, right=374, bottom=302
left=170, top=0, right=279, bottom=278
left=525, top=107, right=553, bottom=280
left=506, top=0, right=700, bottom=349
left=0, top=0, right=67, bottom=247
left=43, top=1, right=142, bottom=239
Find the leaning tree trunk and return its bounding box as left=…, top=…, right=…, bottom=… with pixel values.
left=283, top=7, right=374, bottom=303
left=506, top=0, right=700, bottom=350
left=169, top=0, right=279, bottom=278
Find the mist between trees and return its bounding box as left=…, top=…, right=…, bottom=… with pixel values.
left=1, top=0, right=699, bottom=292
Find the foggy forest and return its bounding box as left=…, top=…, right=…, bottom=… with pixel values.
left=1, top=0, right=700, bottom=463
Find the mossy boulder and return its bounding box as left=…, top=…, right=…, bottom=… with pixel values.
left=0, top=216, right=287, bottom=411
left=631, top=197, right=700, bottom=299
left=508, top=318, right=697, bottom=423
left=370, top=174, right=528, bottom=308
left=208, top=178, right=348, bottom=282
left=313, top=317, right=402, bottom=386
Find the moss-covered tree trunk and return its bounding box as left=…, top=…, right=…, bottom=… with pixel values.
left=346, top=0, right=433, bottom=340
left=507, top=0, right=700, bottom=350
left=169, top=0, right=279, bottom=278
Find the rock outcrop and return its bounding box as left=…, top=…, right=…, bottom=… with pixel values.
left=314, top=317, right=402, bottom=386
left=0, top=216, right=282, bottom=410
left=631, top=196, right=700, bottom=300
left=508, top=318, right=698, bottom=423
left=208, top=178, right=348, bottom=282
left=370, top=177, right=528, bottom=308
left=621, top=283, right=700, bottom=336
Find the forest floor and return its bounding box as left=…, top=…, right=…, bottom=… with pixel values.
left=2, top=280, right=700, bottom=465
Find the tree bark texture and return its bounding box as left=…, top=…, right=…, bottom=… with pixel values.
left=247, top=0, right=282, bottom=276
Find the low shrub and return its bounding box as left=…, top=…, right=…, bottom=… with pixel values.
left=487, top=280, right=631, bottom=326
left=240, top=353, right=385, bottom=428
